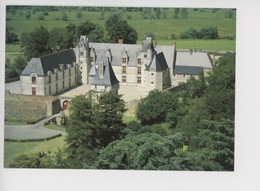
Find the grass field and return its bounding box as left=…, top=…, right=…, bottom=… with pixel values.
left=6, top=7, right=236, bottom=51
left=4, top=136, right=67, bottom=167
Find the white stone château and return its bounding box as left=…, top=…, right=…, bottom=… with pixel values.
left=20, top=35, right=213, bottom=97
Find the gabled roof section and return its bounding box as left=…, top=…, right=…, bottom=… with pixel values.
left=147, top=52, right=168, bottom=72
left=21, top=49, right=76, bottom=77
left=91, top=61, right=119, bottom=86
left=20, top=58, right=44, bottom=77
left=174, top=65, right=203, bottom=75
left=40, top=49, right=76, bottom=75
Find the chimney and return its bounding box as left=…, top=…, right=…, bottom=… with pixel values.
left=118, top=39, right=123, bottom=44
left=153, top=40, right=157, bottom=48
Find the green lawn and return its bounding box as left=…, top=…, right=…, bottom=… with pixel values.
left=4, top=136, right=67, bottom=167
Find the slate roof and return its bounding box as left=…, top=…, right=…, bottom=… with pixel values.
left=175, top=51, right=212, bottom=69
left=20, top=49, right=76, bottom=77
left=174, top=65, right=203, bottom=75
left=89, top=41, right=176, bottom=69
left=91, top=60, right=119, bottom=86
left=20, top=58, right=44, bottom=77
left=147, top=52, right=169, bottom=72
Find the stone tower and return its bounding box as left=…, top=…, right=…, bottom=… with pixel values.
left=75, top=36, right=90, bottom=84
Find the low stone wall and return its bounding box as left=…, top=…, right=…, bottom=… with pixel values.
left=5, top=90, right=60, bottom=122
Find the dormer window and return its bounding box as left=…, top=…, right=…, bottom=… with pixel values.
left=32, top=76, right=36, bottom=84
left=137, top=59, right=141, bottom=64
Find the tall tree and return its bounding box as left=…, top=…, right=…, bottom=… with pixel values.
left=105, top=13, right=138, bottom=44
left=20, top=25, right=51, bottom=59
left=96, top=91, right=126, bottom=147
left=66, top=93, right=99, bottom=164
left=136, top=90, right=178, bottom=125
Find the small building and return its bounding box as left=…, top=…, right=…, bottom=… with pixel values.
left=20, top=49, right=78, bottom=96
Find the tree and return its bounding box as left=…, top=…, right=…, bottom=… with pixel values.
left=205, top=52, right=235, bottom=120
left=21, top=25, right=51, bottom=59
left=179, top=27, right=199, bottom=39
left=76, top=20, right=97, bottom=38
left=136, top=90, right=178, bottom=125
left=96, top=91, right=126, bottom=147
left=76, top=11, right=82, bottom=19
left=9, top=152, right=55, bottom=168
left=25, top=10, right=31, bottom=19
left=66, top=93, right=99, bottom=165
left=95, top=133, right=185, bottom=170
left=198, top=25, right=219, bottom=39
left=5, top=55, right=27, bottom=79
left=174, top=8, right=180, bottom=19
left=6, top=28, right=18, bottom=43
left=180, top=8, right=188, bottom=19
left=61, top=11, right=68, bottom=21
left=105, top=13, right=138, bottom=44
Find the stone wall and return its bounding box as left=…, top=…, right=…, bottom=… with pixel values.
left=5, top=91, right=60, bottom=122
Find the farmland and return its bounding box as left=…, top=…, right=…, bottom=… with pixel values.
left=6, top=7, right=236, bottom=52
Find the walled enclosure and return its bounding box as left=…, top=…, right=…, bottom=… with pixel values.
left=5, top=90, right=60, bottom=122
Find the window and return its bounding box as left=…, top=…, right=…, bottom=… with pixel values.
left=49, top=86, right=51, bottom=94
left=32, top=87, right=36, bottom=95
left=31, top=76, right=36, bottom=84
left=122, top=57, right=127, bottom=64
left=137, top=67, right=141, bottom=75
left=122, top=76, right=126, bottom=83
left=151, top=82, right=154, bottom=84
left=63, top=81, right=65, bottom=88
left=137, top=76, right=141, bottom=84
left=151, top=73, right=154, bottom=75
left=144, top=54, right=147, bottom=58
left=62, top=71, right=65, bottom=79
left=69, top=68, right=71, bottom=75
left=183, top=74, right=185, bottom=77
left=56, top=73, right=58, bottom=80
left=173, top=73, right=176, bottom=77
left=49, top=75, right=51, bottom=83
left=122, top=66, right=126, bottom=74
left=137, top=59, right=141, bottom=64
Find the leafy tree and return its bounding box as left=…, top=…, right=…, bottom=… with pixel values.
left=105, top=13, right=138, bottom=44
left=96, top=133, right=185, bottom=170
left=96, top=91, right=126, bottom=147
left=225, top=9, right=233, bottom=18
left=136, top=90, right=178, bottom=125
left=61, top=11, right=68, bottom=21
left=179, top=28, right=199, bottom=39
left=180, top=8, right=188, bottom=19
left=174, top=8, right=180, bottom=19
left=25, top=10, right=31, bottom=19
left=198, top=25, right=219, bottom=39
left=37, top=13, right=44, bottom=20
left=76, top=20, right=97, bottom=38
left=20, top=25, right=51, bottom=58
left=5, top=55, right=27, bottom=79
left=6, top=28, right=18, bottom=43
left=76, top=11, right=82, bottom=19
left=206, top=52, right=235, bottom=120
left=9, top=152, right=55, bottom=168
left=66, top=93, right=99, bottom=164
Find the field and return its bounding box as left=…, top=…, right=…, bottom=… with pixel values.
left=6, top=7, right=236, bottom=53
left=4, top=136, right=66, bottom=167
